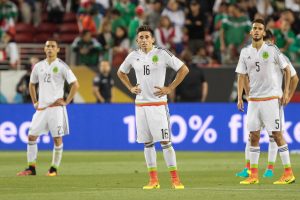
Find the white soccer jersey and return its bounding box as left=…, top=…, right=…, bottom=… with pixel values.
left=273, top=54, right=297, bottom=97
left=119, top=46, right=184, bottom=104
left=235, top=42, right=288, bottom=98
left=30, top=58, right=77, bottom=108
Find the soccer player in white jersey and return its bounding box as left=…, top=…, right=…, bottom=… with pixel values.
left=236, top=30, right=299, bottom=178
left=236, top=19, right=296, bottom=184
left=17, top=40, right=79, bottom=176
left=117, top=25, right=189, bottom=189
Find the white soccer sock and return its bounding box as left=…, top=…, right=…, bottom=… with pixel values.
left=51, top=144, right=63, bottom=169
left=249, top=146, right=260, bottom=167
left=268, top=137, right=278, bottom=164
left=278, top=144, right=291, bottom=166
left=245, top=138, right=250, bottom=163
left=161, top=142, right=177, bottom=170
left=27, top=141, right=37, bottom=165
left=144, top=143, right=157, bottom=169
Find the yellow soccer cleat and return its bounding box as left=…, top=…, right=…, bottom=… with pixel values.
left=240, top=176, right=259, bottom=184
left=143, top=181, right=160, bottom=189
left=273, top=173, right=295, bottom=184
left=172, top=180, right=185, bottom=189
left=46, top=166, right=58, bottom=177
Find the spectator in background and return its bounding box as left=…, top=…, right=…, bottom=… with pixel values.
left=46, top=0, right=65, bottom=23
left=97, top=18, right=113, bottom=60
left=128, top=5, right=146, bottom=48
left=273, top=18, right=295, bottom=58
left=162, top=0, right=185, bottom=29
left=71, top=29, right=102, bottom=68
left=15, top=56, right=39, bottom=103
left=220, top=4, right=251, bottom=64
left=111, top=26, right=130, bottom=67
left=155, top=15, right=183, bottom=54
left=114, top=0, right=136, bottom=26
left=1, top=31, right=19, bottom=69
left=93, top=60, right=114, bottom=103
left=0, top=0, right=18, bottom=22
left=111, top=9, right=127, bottom=34
left=175, top=49, right=208, bottom=102
left=185, top=0, right=206, bottom=54
left=145, top=0, right=163, bottom=30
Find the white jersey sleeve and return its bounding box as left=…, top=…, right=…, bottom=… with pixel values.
left=119, top=52, right=133, bottom=74
left=235, top=48, right=247, bottom=74
left=30, top=64, right=39, bottom=84
left=274, top=47, right=288, bottom=70
left=62, top=66, right=77, bottom=84
left=164, top=50, right=184, bottom=71
left=284, top=55, right=297, bottom=77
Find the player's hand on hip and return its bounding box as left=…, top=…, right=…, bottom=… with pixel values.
left=33, top=102, right=39, bottom=109
left=55, top=99, right=67, bottom=106
left=281, top=93, right=289, bottom=106
left=130, top=84, right=141, bottom=95
left=237, top=99, right=244, bottom=112
left=154, top=86, right=171, bottom=98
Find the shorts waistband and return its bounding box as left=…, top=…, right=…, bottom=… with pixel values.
left=135, top=102, right=167, bottom=107
left=36, top=98, right=64, bottom=111
left=248, top=96, right=279, bottom=102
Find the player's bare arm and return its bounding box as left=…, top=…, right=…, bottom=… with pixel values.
left=288, top=74, right=299, bottom=103
left=281, top=66, right=291, bottom=106
left=117, top=70, right=141, bottom=94
left=154, top=64, right=189, bottom=98
left=243, top=75, right=250, bottom=98
left=29, top=82, right=38, bottom=109
left=237, top=74, right=246, bottom=112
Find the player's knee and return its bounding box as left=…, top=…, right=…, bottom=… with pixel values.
left=249, top=133, right=259, bottom=145
left=53, top=137, right=63, bottom=146
left=160, top=141, right=172, bottom=149
left=144, top=142, right=154, bottom=148
left=28, top=135, right=38, bottom=142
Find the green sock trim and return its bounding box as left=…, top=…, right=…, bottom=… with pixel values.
left=268, top=162, right=275, bottom=165
left=28, top=162, right=36, bottom=166
left=250, top=164, right=258, bottom=168
left=168, top=166, right=177, bottom=171
left=284, top=164, right=291, bottom=168
left=246, top=159, right=250, bottom=164
left=148, top=167, right=157, bottom=172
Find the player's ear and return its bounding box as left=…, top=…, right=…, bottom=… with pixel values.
left=263, top=31, right=266, bottom=37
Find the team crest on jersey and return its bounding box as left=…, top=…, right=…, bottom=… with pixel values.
left=262, top=51, right=269, bottom=59
left=53, top=66, right=59, bottom=73
left=152, top=55, right=159, bottom=63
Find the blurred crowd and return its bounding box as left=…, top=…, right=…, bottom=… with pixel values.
left=0, top=0, right=300, bottom=103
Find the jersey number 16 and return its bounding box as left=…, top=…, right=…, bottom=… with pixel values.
left=144, top=65, right=150, bottom=75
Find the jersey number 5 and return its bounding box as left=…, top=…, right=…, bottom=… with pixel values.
left=255, top=62, right=260, bottom=72
left=144, top=65, right=150, bottom=75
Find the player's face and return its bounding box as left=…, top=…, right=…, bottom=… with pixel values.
left=136, top=31, right=155, bottom=51
left=250, top=23, right=265, bottom=42
left=44, top=41, right=60, bottom=58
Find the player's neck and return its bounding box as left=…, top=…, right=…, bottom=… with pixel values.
left=46, top=56, right=57, bottom=65
left=141, top=46, right=153, bottom=54
left=252, top=40, right=264, bottom=51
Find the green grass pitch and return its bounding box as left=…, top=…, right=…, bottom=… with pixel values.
left=0, top=151, right=299, bottom=200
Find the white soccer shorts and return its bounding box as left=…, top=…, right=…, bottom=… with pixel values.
left=247, top=99, right=284, bottom=132
left=135, top=105, right=171, bottom=143
left=29, top=106, right=69, bottom=137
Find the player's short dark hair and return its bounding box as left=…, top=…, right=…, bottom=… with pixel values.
left=263, top=29, right=274, bottom=41
left=45, top=39, right=59, bottom=47
left=136, top=25, right=154, bottom=36
left=252, top=18, right=266, bottom=29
